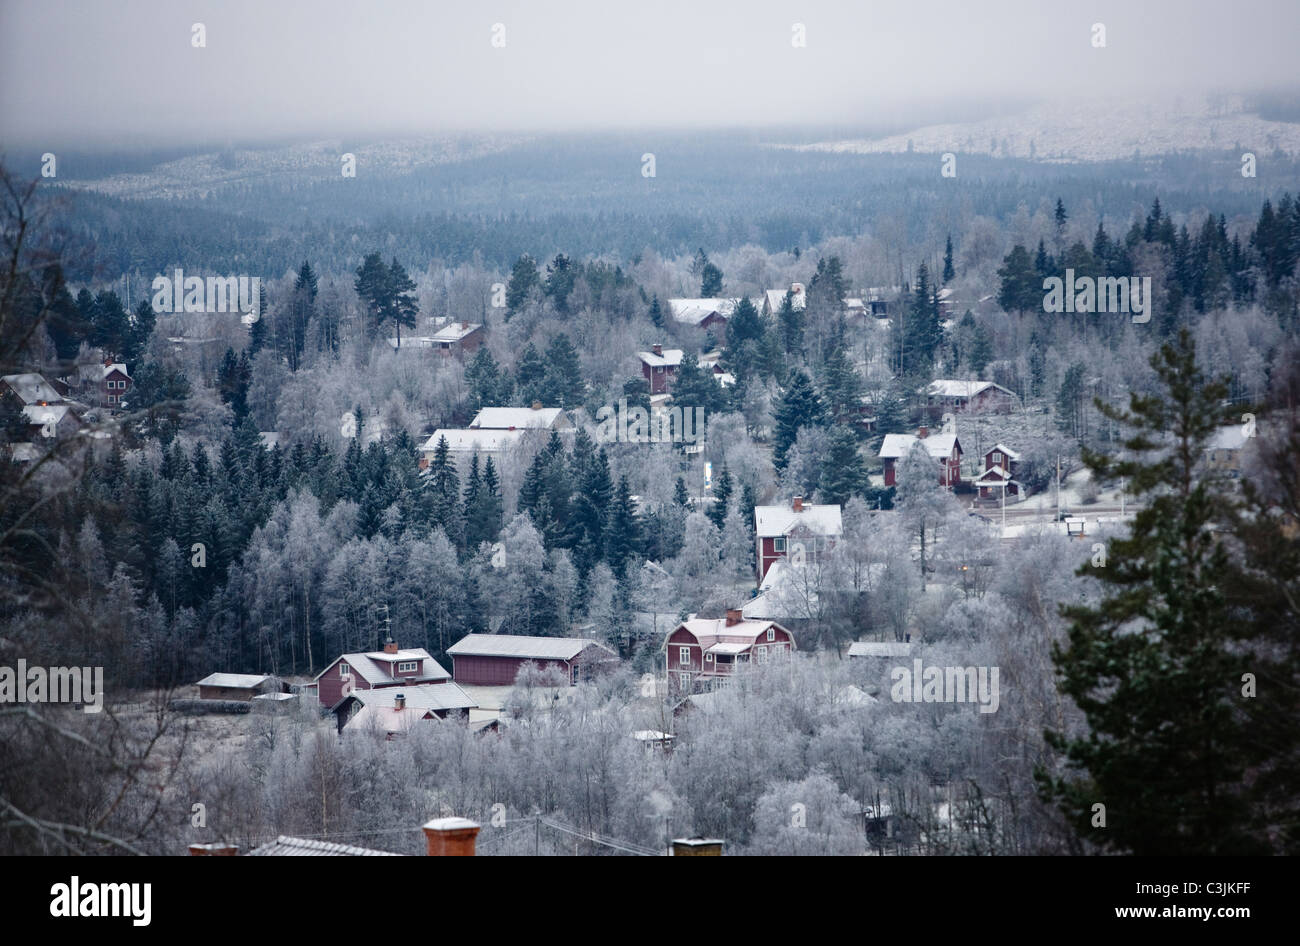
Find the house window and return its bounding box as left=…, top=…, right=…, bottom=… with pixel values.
left=705, top=653, right=713, bottom=663
left=678, top=646, right=691, bottom=667
left=397, top=661, right=417, bottom=673
left=756, top=644, right=769, bottom=664
left=679, top=672, right=690, bottom=690
left=338, top=662, right=350, bottom=676
left=766, top=627, right=775, bottom=642
left=992, top=451, right=1002, bottom=465
left=773, top=537, right=787, bottom=553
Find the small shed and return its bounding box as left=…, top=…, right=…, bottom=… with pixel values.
left=195, top=673, right=281, bottom=701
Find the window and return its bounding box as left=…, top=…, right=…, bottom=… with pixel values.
left=992, top=451, right=1002, bottom=465
left=679, top=672, right=690, bottom=690
left=766, top=627, right=775, bottom=642
left=705, top=653, right=713, bottom=663
left=756, top=644, right=769, bottom=664
left=338, top=662, right=350, bottom=676
left=397, top=661, right=417, bottom=673
left=678, top=646, right=691, bottom=666
left=773, top=536, right=787, bottom=553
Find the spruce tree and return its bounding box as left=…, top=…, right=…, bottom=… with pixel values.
left=942, top=234, right=955, bottom=284
left=819, top=427, right=867, bottom=505
left=1040, top=329, right=1265, bottom=855
left=606, top=475, right=641, bottom=577
left=708, top=465, right=732, bottom=530
left=773, top=369, right=828, bottom=472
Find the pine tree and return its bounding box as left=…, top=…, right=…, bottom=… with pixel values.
left=818, top=320, right=864, bottom=424
left=673, top=477, right=690, bottom=508
left=648, top=295, right=664, bottom=328
left=605, top=475, right=641, bottom=577
left=942, top=234, right=956, bottom=284
left=385, top=258, right=419, bottom=347
left=514, top=342, right=546, bottom=403
left=778, top=289, right=804, bottom=357
left=1040, top=329, right=1263, bottom=855
left=997, top=244, right=1041, bottom=315
left=541, top=333, right=584, bottom=407
left=506, top=254, right=540, bottom=320
left=819, top=427, right=867, bottom=505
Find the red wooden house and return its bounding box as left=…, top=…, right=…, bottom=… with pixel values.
left=102, top=362, right=131, bottom=408
left=445, top=634, right=619, bottom=686
left=752, top=496, right=843, bottom=582
left=638, top=344, right=684, bottom=394
left=664, top=610, right=795, bottom=694
left=314, top=639, right=452, bottom=708
left=878, top=428, right=962, bottom=488
left=974, top=443, right=1021, bottom=502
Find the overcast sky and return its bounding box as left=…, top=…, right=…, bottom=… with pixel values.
left=2, top=0, right=1298, bottom=148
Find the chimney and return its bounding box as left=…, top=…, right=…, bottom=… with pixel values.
left=384, top=638, right=398, bottom=655
left=394, top=692, right=406, bottom=711
left=531, top=401, right=543, bottom=410
left=917, top=426, right=929, bottom=439
left=790, top=282, right=804, bottom=296
left=672, top=837, right=725, bottom=856
left=792, top=496, right=804, bottom=512
left=725, top=608, right=743, bottom=626
left=423, top=817, right=481, bottom=856
left=189, top=842, right=239, bottom=856
left=461, top=320, right=469, bottom=329
left=653, top=343, right=662, bottom=356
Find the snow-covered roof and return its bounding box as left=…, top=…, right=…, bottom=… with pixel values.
left=638, top=348, right=684, bottom=368
left=431, top=321, right=481, bottom=342
left=446, top=634, right=617, bottom=662
left=878, top=432, right=960, bottom=460
left=986, top=443, right=1020, bottom=460
left=974, top=467, right=1019, bottom=485
left=314, top=648, right=450, bottom=685
left=705, top=641, right=755, bottom=656
left=632, top=730, right=674, bottom=741
left=924, top=379, right=1015, bottom=400
left=101, top=363, right=130, bottom=380
left=470, top=406, right=568, bottom=430
left=22, top=404, right=73, bottom=427
left=347, top=682, right=478, bottom=713
left=763, top=288, right=806, bottom=312
left=195, top=672, right=275, bottom=689
left=388, top=335, right=440, bottom=348
left=847, top=641, right=912, bottom=658
left=672, top=617, right=791, bottom=649
left=421, top=428, right=526, bottom=454
left=1, top=373, right=61, bottom=405
left=1208, top=425, right=1249, bottom=452
left=248, top=836, right=402, bottom=856
left=753, top=502, right=843, bottom=538
left=667, top=298, right=754, bottom=325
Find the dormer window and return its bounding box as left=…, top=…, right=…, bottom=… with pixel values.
left=767, top=627, right=775, bottom=642
left=397, top=661, right=418, bottom=673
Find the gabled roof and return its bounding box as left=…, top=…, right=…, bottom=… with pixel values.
left=763, top=288, right=806, bottom=312
left=878, top=432, right=961, bottom=460
left=446, top=634, right=618, bottom=662
left=421, top=428, right=527, bottom=453
left=985, top=443, right=1020, bottom=460
left=924, top=379, right=1015, bottom=400
left=667, top=298, right=756, bottom=325
left=1208, top=425, right=1249, bottom=452
left=313, top=648, right=450, bottom=685
left=1, top=373, right=61, bottom=405
left=22, top=404, right=75, bottom=427
left=669, top=617, right=793, bottom=650
left=638, top=348, right=684, bottom=368
left=470, top=406, right=568, bottom=430
left=973, top=467, right=1018, bottom=485
left=753, top=502, right=843, bottom=538
left=102, top=363, right=130, bottom=379
left=345, top=682, right=478, bottom=713
left=195, top=672, right=275, bottom=689
left=248, top=836, right=403, bottom=856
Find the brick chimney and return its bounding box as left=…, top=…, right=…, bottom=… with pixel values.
left=672, top=837, right=725, bottom=856
left=725, top=608, right=743, bottom=626
left=917, top=426, right=929, bottom=439
left=384, top=638, right=398, bottom=655
left=531, top=401, right=543, bottom=410
left=792, top=496, right=804, bottom=512
left=423, top=817, right=480, bottom=856
left=652, top=343, right=662, bottom=356
left=790, top=282, right=804, bottom=296
left=189, top=842, right=239, bottom=856
left=461, top=320, right=469, bottom=329
left=394, top=692, right=405, bottom=711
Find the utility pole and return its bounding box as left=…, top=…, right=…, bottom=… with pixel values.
left=1055, top=454, right=1062, bottom=523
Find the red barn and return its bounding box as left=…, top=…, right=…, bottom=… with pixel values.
left=445, top=634, right=619, bottom=686
left=664, top=610, right=795, bottom=694
left=314, top=639, right=452, bottom=708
